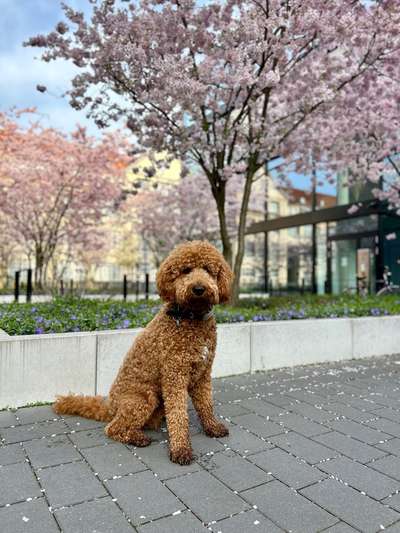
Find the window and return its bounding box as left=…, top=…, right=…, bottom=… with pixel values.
left=245, top=240, right=256, bottom=256
left=268, top=201, right=280, bottom=219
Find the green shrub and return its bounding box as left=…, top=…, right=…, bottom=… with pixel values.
left=0, top=294, right=399, bottom=336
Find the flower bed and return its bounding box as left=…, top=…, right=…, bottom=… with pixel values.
left=0, top=294, right=399, bottom=336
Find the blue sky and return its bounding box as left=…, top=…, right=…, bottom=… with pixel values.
left=0, top=0, right=96, bottom=133
left=0, top=0, right=335, bottom=195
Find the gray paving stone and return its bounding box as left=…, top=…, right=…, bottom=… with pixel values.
left=211, top=509, right=283, bottom=532
left=366, top=418, right=400, bottom=439
left=214, top=389, right=254, bottom=403
left=216, top=403, right=250, bottom=419
left=323, top=523, right=359, bottom=533
left=137, top=510, right=209, bottom=533
left=249, top=447, right=325, bottom=489
left=218, top=425, right=273, bottom=455
left=241, top=479, right=337, bottom=532
left=16, top=405, right=58, bottom=424
left=384, top=521, right=400, bottom=532
left=0, top=462, right=42, bottom=506
left=301, top=478, right=400, bottom=532
left=313, top=431, right=386, bottom=463
left=239, top=398, right=286, bottom=418
left=106, top=470, right=184, bottom=525
left=332, top=394, right=378, bottom=411
left=231, top=413, right=285, bottom=439
left=323, top=402, right=374, bottom=421
left=318, top=456, right=400, bottom=499
left=286, top=402, right=332, bottom=422
left=384, top=493, right=400, bottom=512
left=55, top=496, right=134, bottom=533
left=133, top=441, right=200, bottom=480
left=369, top=455, right=400, bottom=480
left=269, top=432, right=337, bottom=464
left=322, top=402, right=374, bottom=420
left=0, top=443, right=25, bottom=465
left=191, top=432, right=226, bottom=455
left=62, top=415, right=106, bottom=431
left=0, top=409, right=19, bottom=428
left=369, top=407, right=400, bottom=423
left=68, top=427, right=113, bottom=448
left=363, top=395, right=400, bottom=409
left=199, top=449, right=272, bottom=492
left=166, top=470, right=248, bottom=523
left=38, top=461, right=107, bottom=508
left=284, top=389, right=327, bottom=405
left=263, top=393, right=295, bottom=408
left=326, top=418, right=392, bottom=444
left=0, top=498, right=59, bottom=533
left=81, top=442, right=147, bottom=480
left=272, top=412, right=329, bottom=437
left=1, top=420, right=68, bottom=444
left=188, top=410, right=203, bottom=431
left=376, top=438, right=400, bottom=456
left=24, top=434, right=81, bottom=469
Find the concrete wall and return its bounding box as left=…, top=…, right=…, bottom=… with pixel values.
left=0, top=316, right=399, bottom=409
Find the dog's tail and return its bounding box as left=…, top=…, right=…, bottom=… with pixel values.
left=53, top=394, right=113, bottom=423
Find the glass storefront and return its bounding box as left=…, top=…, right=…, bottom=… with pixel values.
left=243, top=205, right=400, bottom=295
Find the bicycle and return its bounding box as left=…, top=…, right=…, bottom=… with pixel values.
left=376, top=267, right=400, bottom=295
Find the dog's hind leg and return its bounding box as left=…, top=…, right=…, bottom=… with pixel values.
left=105, top=392, right=158, bottom=447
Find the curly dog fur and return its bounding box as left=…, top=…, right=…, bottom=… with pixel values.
left=54, top=241, right=233, bottom=464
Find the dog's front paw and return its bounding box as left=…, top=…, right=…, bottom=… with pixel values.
left=204, top=422, right=229, bottom=438
left=170, top=447, right=194, bottom=465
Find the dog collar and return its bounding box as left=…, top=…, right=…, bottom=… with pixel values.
left=166, top=304, right=214, bottom=326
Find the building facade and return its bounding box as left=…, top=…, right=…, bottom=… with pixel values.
left=246, top=175, right=400, bottom=294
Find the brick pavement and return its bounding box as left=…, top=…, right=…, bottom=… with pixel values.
left=2, top=355, right=400, bottom=532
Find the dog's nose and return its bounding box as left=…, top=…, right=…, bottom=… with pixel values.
left=192, top=285, right=205, bottom=296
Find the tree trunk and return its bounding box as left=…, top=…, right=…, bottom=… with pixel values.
left=35, top=248, right=45, bottom=289
left=231, top=173, right=254, bottom=305
left=210, top=181, right=233, bottom=267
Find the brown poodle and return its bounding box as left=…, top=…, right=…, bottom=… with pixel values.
left=54, top=240, right=233, bottom=464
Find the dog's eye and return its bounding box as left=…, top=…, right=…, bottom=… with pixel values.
left=204, top=267, right=214, bottom=276
left=182, top=267, right=192, bottom=274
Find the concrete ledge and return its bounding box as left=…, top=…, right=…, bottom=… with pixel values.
left=212, top=323, right=251, bottom=378
left=0, top=333, right=97, bottom=408
left=352, top=316, right=400, bottom=359
left=96, top=329, right=141, bottom=396
left=251, top=318, right=353, bottom=372
left=0, top=316, right=399, bottom=409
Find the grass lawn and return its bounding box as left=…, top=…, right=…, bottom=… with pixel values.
left=0, top=294, right=399, bottom=336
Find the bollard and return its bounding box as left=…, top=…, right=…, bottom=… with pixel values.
left=70, top=279, right=74, bottom=295
left=14, top=271, right=20, bottom=302
left=135, top=280, right=139, bottom=301
left=123, top=274, right=128, bottom=301
left=26, top=269, right=33, bottom=303
left=145, top=273, right=149, bottom=300
left=60, top=279, right=64, bottom=296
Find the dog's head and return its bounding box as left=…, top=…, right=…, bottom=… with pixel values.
left=156, top=241, right=233, bottom=309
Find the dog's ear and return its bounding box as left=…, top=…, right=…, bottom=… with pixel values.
left=217, top=259, right=234, bottom=304
left=156, top=261, right=175, bottom=302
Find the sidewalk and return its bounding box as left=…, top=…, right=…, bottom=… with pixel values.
left=2, top=355, right=400, bottom=532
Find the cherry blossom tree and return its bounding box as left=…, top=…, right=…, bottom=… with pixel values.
left=125, top=173, right=237, bottom=267
left=27, top=0, right=400, bottom=301
left=290, top=65, right=400, bottom=213
left=0, top=113, right=129, bottom=287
